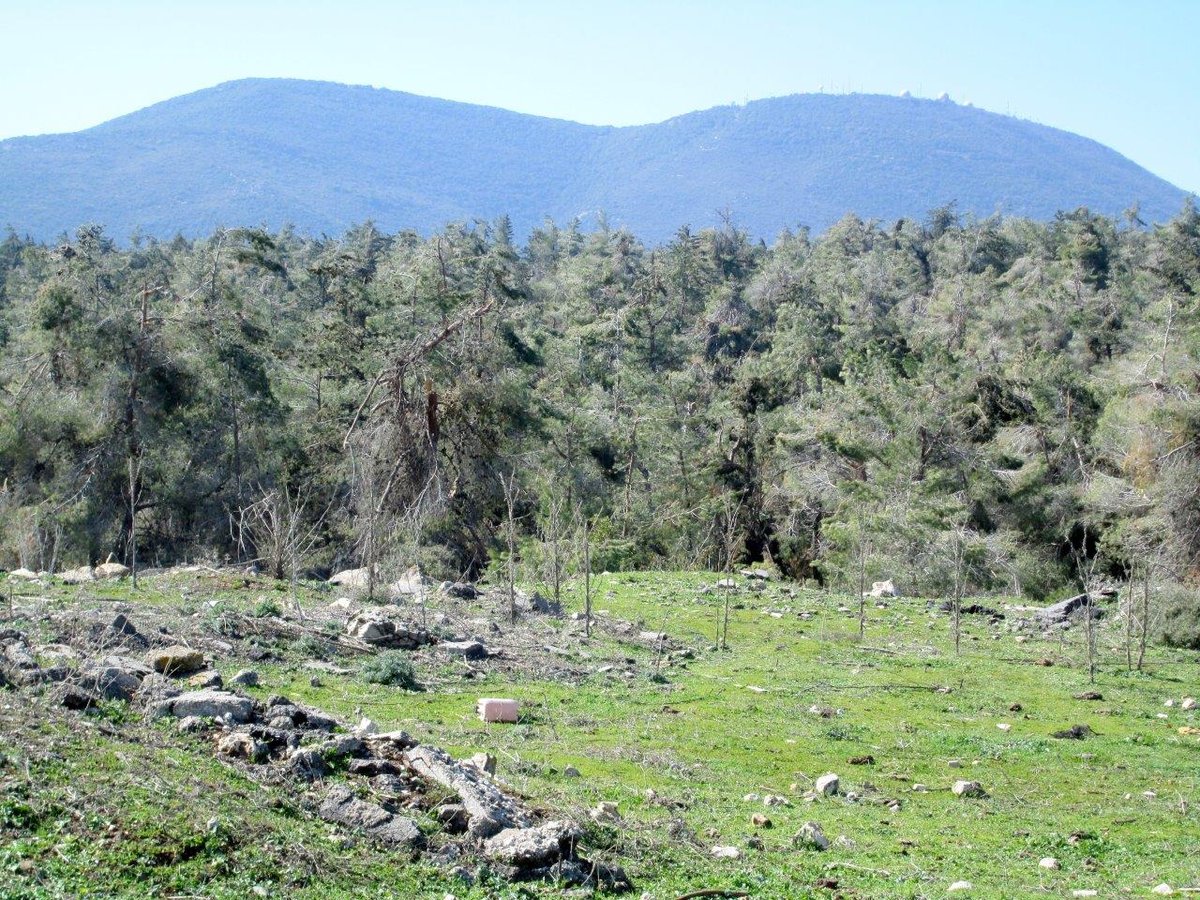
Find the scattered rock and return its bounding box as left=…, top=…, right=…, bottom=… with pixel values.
left=109, top=614, right=140, bottom=637
left=230, top=670, right=259, bottom=687
left=1039, top=857, right=1060, bottom=870
left=948, top=759, right=963, bottom=768
left=1182, top=698, right=1197, bottom=711
left=866, top=579, right=899, bottom=598
left=406, top=745, right=532, bottom=838
left=76, top=663, right=142, bottom=702
left=318, top=784, right=422, bottom=847
left=287, top=747, right=328, bottom=779
left=1152, top=884, right=1175, bottom=896
left=815, top=773, right=840, bottom=796
left=149, top=690, right=254, bottom=723
left=56, top=683, right=100, bottom=710
left=1074, top=691, right=1104, bottom=701
left=751, top=813, right=773, bottom=828
left=328, top=568, right=371, bottom=590
left=484, top=820, right=579, bottom=869
left=710, top=845, right=741, bottom=859
left=176, top=716, right=206, bottom=733
left=996, top=723, right=1012, bottom=732
left=468, top=752, right=497, bottom=775
left=345, top=611, right=431, bottom=649
left=948, top=882, right=973, bottom=892
left=1072, top=891, right=1098, bottom=898
left=952, top=780, right=986, bottom=798
left=94, top=561, right=130, bottom=580
left=7, top=568, right=40, bottom=581
left=188, top=670, right=223, bottom=689
left=145, top=646, right=205, bottom=676
left=563, top=766, right=581, bottom=778
left=793, top=821, right=829, bottom=850
left=59, top=566, right=95, bottom=584
left=848, top=754, right=875, bottom=765
left=442, top=582, right=478, bottom=600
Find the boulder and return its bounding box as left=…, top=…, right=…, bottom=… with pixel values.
left=866, top=579, right=899, bottom=598
left=287, top=747, right=328, bottom=779
left=149, top=689, right=254, bottom=723
left=1034, top=593, right=1102, bottom=624
left=59, top=566, right=95, bottom=584
left=108, top=615, right=140, bottom=638
left=230, top=670, right=259, bottom=687
left=318, top=785, right=422, bottom=847
left=145, top=645, right=205, bottom=676
left=484, top=821, right=579, bottom=868
left=217, top=732, right=267, bottom=762
left=388, top=565, right=430, bottom=597
left=76, top=664, right=142, bottom=702
left=188, top=670, right=223, bottom=689
left=815, top=773, right=840, bottom=796
left=94, top=561, right=130, bottom=580
left=328, top=567, right=370, bottom=589
left=56, top=683, right=101, bottom=710
left=952, top=780, right=987, bottom=798
left=7, top=568, right=40, bottom=581
left=513, top=589, right=562, bottom=616
left=405, top=745, right=532, bottom=837
left=344, top=611, right=431, bottom=649
left=1182, top=697, right=1197, bottom=711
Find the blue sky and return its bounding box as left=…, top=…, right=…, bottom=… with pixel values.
left=4, top=0, right=1197, bottom=193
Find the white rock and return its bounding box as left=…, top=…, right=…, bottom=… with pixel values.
left=948, top=759, right=963, bottom=768
left=590, top=801, right=620, bottom=823
left=1151, top=885, right=1175, bottom=896
left=793, top=820, right=829, bottom=850
left=356, top=717, right=378, bottom=735
left=1164, top=699, right=1175, bottom=707
left=912, top=783, right=929, bottom=792
left=996, top=723, right=1012, bottom=732
left=1072, top=892, right=1098, bottom=898
left=711, top=845, right=740, bottom=859
left=952, top=780, right=986, bottom=798
left=815, top=773, right=840, bottom=796
left=1039, top=857, right=1060, bottom=870
left=948, top=881, right=973, bottom=892
left=1182, top=698, right=1197, bottom=711
left=8, top=568, right=40, bottom=580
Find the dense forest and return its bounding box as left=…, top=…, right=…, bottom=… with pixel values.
left=1, top=205, right=1199, bottom=642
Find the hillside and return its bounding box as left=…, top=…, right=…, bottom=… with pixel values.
left=0, top=78, right=1190, bottom=241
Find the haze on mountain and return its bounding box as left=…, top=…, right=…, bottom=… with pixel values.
left=0, top=77, right=1190, bottom=243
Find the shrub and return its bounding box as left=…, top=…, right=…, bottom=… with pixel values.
left=1158, top=586, right=1200, bottom=650
left=254, top=599, right=282, bottom=618
left=360, top=652, right=422, bottom=690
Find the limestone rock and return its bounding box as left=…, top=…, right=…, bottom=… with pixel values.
left=710, top=845, right=741, bottom=859
left=1039, top=857, right=1060, bottom=870
left=217, top=732, right=267, bottom=762
left=952, top=780, right=987, bottom=798
left=230, top=669, right=259, bottom=687
left=793, top=821, right=829, bottom=850
left=1182, top=697, right=1197, bottom=711
left=866, top=579, right=899, bottom=598
left=59, top=566, right=95, bottom=584
left=483, top=820, right=579, bottom=868
left=948, top=882, right=972, bottom=892
left=149, top=689, right=254, bottom=723
left=328, top=567, right=370, bottom=589
left=76, top=663, right=142, bottom=702
left=440, top=640, right=488, bottom=661
left=318, top=785, right=422, bottom=847
left=815, top=773, right=840, bottom=796
left=405, top=745, right=532, bottom=838
left=95, top=561, right=130, bottom=580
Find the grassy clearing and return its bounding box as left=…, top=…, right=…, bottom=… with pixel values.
left=2, top=570, right=1198, bottom=898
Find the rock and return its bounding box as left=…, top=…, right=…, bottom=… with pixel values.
left=442, top=582, right=478, bottom=600
left=76, top=664, right=142, bottom=702
left=591, top=801, right=621, bottom=823
left=230, top=670, right=259, bottom=687
left=345, top=611, right=431, bottom=649
left=710, top=846, right=741, bottom=859
left=355, top=717, right=378, bottom=735
left=318, top=784, right=422, bottom=847
left=477, top=697, right=518, bottom=723
left=639, top=631, right=667, bottom=643
left=468, top=752, right=496, bottom=775
left=996, top=723, right=1012, bottom=732
left=1039, top=857, right=1060, bottom=870
left=1072, top=891, right=1098, bottom=898
left=94, top=561, right=130, bottom=580
left=177, top=716, right=206, bottom=733
left=912, top=783, right=929, bottom=792
left=287, top=747, right=328, bottom=779
left=866, top=579, right=899, bottom=598
left=513, top=588, right=562, bottom=616
left=347, top=758, right=400, bottom=777
left=388, top=565, right=429, bottom=597
left=563, top=765, right=581, bottom=778
left=145, top=645, right=205, bottom=676
left=948, top=882, right=972, bottom=892
left=483, top=820, right=579, bottom=868
left=952, top=780, right=987, bottom=798
left=1152, top=885, right=1175, bottom=896
left=7, top=568, right=40, bottom=581
left=1074, top=691, right=1104, bottom=701
left=793, top=821, right=829, bottom=850
left=763, top=794, right=789, bottom=807
left=1035, top=593, right=1099, bottom=624
left=137, top=672, right=181, bottom=705
left=149, top=690, right=254, bottom=723
left=405, top=745, right=532, bottom=838
left=217, top=732, right=267, bottom=762
left=56, top=683, right=100, bottom=710
left=716, top=578, right=738, bottom=590
left=328, top=567, right=370, bottom=589
left=815, top=773, right=840, bottom=796
left=751, top=813, right=773, bottom=828
left=59, top=566, right=95, bottom=584
left=329, top=597, right=355, bottom=612
left=948, top=759, right=963, bottom=768
left=440, top=640, right=488, bottom=661
left=1182, top=697, right=1197, bottom=711
left=188, top=670, right=223, bottom=689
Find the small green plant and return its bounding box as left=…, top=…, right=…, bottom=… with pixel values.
left=254, top=599, right=283, bottom=618
left=360, top=652, right=422, bottom=690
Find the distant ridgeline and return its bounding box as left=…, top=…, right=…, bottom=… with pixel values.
left=2, top=204, right=1200, bottom=649
left=0, top=78, right=1191, bottom=243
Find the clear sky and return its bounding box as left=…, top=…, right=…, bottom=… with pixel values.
left=3, top=0, right=1197, bottom=193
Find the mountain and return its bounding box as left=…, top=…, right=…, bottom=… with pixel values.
left=0, top=78, right=1191, bottom=242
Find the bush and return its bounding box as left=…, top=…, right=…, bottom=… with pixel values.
left=360, top=651, right=422, bottom=690
left=254, top=599, right=282, bottom=618
left=1158, top=586, right=1200, bottom=650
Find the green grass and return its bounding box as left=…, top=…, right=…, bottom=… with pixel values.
left=2, top=570, right=1199, bottom=898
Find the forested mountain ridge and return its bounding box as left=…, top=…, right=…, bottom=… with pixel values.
left=2, top=206, right=1200, bottom=648
left=0, top=78, right=1190, bottom=242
